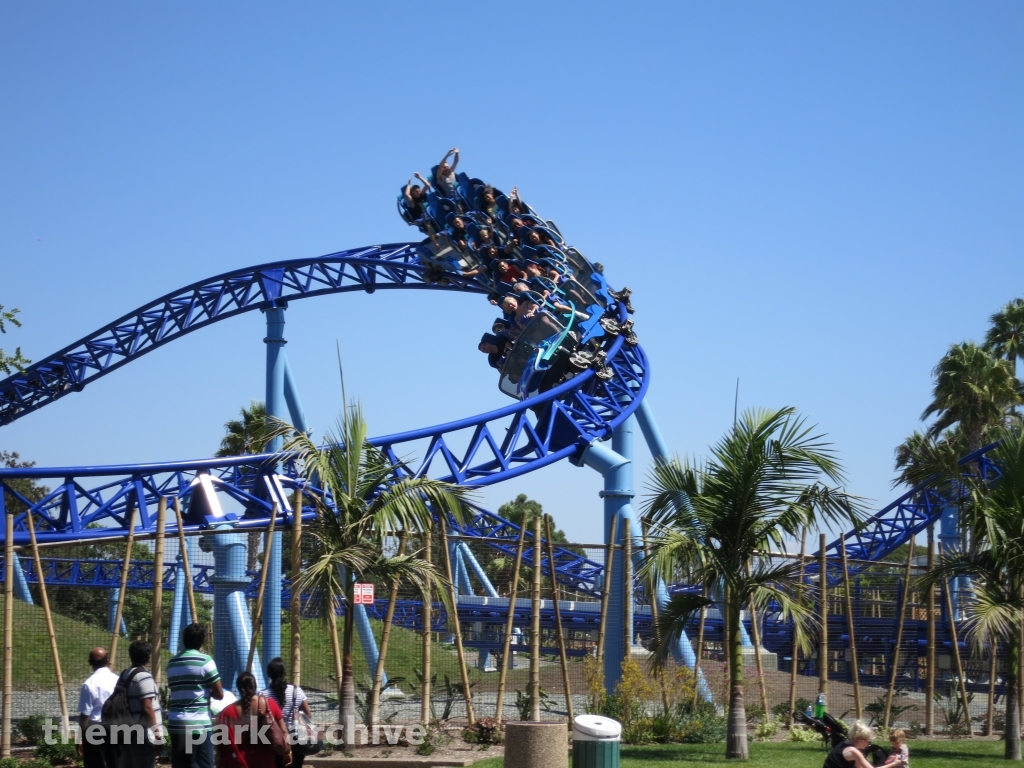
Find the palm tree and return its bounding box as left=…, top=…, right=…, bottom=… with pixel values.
left=922, top=342, right=1020, bottom=455
left=266, top=401, right=471, bottom=729
left=642, top=408, right=862, bottom=760
left=216, top=401, right=268, bottom=571
left=893, top=428, right=967, bottom=491
left=985, top=297, right=1024, bottom=381
left=216, top=401, right=268, bottom=456
left=919, top=425, right=1024, bottom=760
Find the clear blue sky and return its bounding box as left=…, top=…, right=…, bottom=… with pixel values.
left=1, top=3, right=1021, bottom=543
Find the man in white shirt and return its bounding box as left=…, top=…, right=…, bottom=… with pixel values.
left=77, top=647, right=119, bottom=768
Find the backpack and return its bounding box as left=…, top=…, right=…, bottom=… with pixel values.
left=101, top=668, right=142, bottom=728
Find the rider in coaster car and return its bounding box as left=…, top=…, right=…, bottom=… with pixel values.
left=490, top=259, right=525, bottom=289
left=445, top=213, right=468, bottom=250
left=509, top=187, right=528, bottom=215
left=478, top=333, right=510, bottom=370
left=433, top=148, right=460, bottom=200
left=401, top=173, right=440, bottom=246
left=514, top=291, right=542, bottom=326
left=460, top=246, right=502, bottom=284
left=468, top=224, right=494, bottom=253
left=476, top=185, right=500, bottom=218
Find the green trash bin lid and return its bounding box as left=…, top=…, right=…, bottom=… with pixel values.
left=573, top=715, right=621, bottom=742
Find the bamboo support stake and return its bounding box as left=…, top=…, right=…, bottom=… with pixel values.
left=495, top=522, right=527, bottom=724
left=596, top=516, right=619, bottom=667
left=745, top=563, right=770, bottom=720
left=2, top=510, right=13, bottom=757
left=440, top=524, right=475, bottom=725
left=150, top=498, right=167, bottom=685
left=692, top=584, right=708, bottom=711
left=369, top=532, right=407, bottom=726
left=986, top=642, right=997, bottom=736
left=883, top=534, right=915, bottom=729
left=641, top=520, right=671, bottom=714
left=925, top=528, right=935, bottom=735
left=788, top=528, right=808, bottom=726
left=839, top=537, right=861, bottom=720
left=545, top=515, right=574, bottom=726
left=246, top=505, right=278, bottom=673
left=530, top=514, right=542, bottom=721
left=109, top=507, right=137, bottom=667
left=291, top=490, right=303, bottom=687
left=818, top=534, right=828, bottom=698
left=623, top=527, right=633, bottom=661
left=24, top=509, right=71, bottom=736
left=943, top=578, right=973, bottom=737
left=420, top=531, right=432, bottom=725
left=172, top=497, right=198, bottom=624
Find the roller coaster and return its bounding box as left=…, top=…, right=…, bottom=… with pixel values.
left=0, top=159, right=1005, bottom=702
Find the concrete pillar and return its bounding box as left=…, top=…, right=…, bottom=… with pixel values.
left=504, top=722, right=567, bottom=768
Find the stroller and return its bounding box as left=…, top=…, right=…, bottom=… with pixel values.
left=793, top=711, right=889, bottom=766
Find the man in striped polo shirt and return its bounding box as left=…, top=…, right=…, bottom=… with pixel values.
left=166, top=624, right=224, bottom=768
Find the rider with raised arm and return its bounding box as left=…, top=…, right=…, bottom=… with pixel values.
left=433, top=147, right=459, bottom=199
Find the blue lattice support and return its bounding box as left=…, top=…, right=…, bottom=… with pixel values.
left=580, top=422, right=639, bottom=691
left=262, top=305, right=286, bottom=668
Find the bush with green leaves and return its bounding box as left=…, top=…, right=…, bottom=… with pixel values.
left=14, top=714, right=50, bottom=745
left=35, top=732, right=79, bottom=766
left=772, top=697, right=812, bottom=721
left=788, top=726, right=820, bottom=742
left=414, top=722, right=451, bottom=757
left=753, top=716, right=783, bottom=742
left=0, top=756, right=21, bottom=768
left=462, top=717, right=502, bottom=747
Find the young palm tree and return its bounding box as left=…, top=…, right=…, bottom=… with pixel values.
left=922, top=342, right=1020, bottom=455
left=985, top=297, right=1024, bottom=380
left=893, top=428, right=967, bottom=491
left=919, top=425, right=1024, bottom=760
left=216, top=401, right=269, bottom=571
left=642, top=408, right=862, bottom=760
left=266, top=401, right=472, bottom=728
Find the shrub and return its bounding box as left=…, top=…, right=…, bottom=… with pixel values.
left=788, top=726, right=820, bottom=743
left=753, top=716, right=782, bottom=742
left=673, top=712, right=727, bottom=744
left=772, top=697, right=812, bottom=721
left=14, top=715, right=50, bottom=745
left=0, top=757, right=22, bottom=768
left=414, top=722, right=451, bottom=757
left=35, top=733, right=79, bottom=766
left=462, top=717, right=502, bottom=746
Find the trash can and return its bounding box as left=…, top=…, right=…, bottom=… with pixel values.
left=572, top=715, right=621, bottom=768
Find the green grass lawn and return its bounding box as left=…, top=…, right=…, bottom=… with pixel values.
left=284, top=616, right=462, bottom=694
left=1, top=596, right=111, bottom=689
left=469, top=739, right=1005, bottom=767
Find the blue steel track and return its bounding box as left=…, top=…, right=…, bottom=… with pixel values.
left=0, top=245, right=644, bottom=590
left=0, top=217, right=998, bottom=696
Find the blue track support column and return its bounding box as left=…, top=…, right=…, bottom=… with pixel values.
left=107, top=589, right=128, bottom=636
left=13, top=556, right=33, bottom=604
left=168, top=555, right=187, bottom=656
left=938, top=503, right=966, bottom=620
left=459, top=542, right=499, bottom=671
left=581, top=418, right=638, bottom=691
left=263, top=306, right=286, bottom=667
left=655, top=580, right=713, bottom=700
left=211, top=531, right=264, bottom=693
left=635, top=399, right=670, bottom=464
left=614, top=401, right=717, bottom=696
left=354, top=604, right=386, bottom=687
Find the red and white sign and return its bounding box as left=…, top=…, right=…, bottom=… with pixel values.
left=353, top=583, right=375, bottom=605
